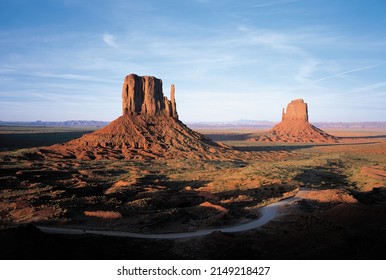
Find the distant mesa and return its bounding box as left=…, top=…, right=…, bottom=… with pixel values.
left=281, top=98, right=308, bottom=122
left=250, top=99, right=338, bottom=143
left=38, top=74, right=229, bottom=160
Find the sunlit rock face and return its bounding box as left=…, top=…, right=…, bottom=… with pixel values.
left=122, top=74, right=178, bottom=118
left=281, top=99, right=308, bottom=122
left=38, top=74, right=229, bottom=160
left=251, top=98, right=338, bottom=143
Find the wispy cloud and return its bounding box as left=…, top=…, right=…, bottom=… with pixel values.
left=102, top=32, right=117, bottom=48
left=311, top=61, right=386, bottom=83
left=294, top=58, right=320, bottom=83
left=251, top=0, right=299, bottom=9
left=351, top=82, right=386, bottom=93
left=35, top=72, right=119, bottom=84
left=1, top=1, right=386, bottom=121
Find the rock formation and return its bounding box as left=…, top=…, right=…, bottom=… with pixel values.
left=251, top=99, right=337, bottom=143
left=39, top=74, right=229, bottom=160
left=170, top=84, right=178, bottom=119
left=281, top=99, right=308, bottom=122
left=122, top=74, right=178, bottom=118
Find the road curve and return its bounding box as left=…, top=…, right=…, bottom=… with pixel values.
left=37, top=195, right=300, bottom=240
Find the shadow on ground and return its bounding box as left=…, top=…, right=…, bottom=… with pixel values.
left=293, top=166, right=350, bottom=188
left=0, top=131, right=93, bottom=151
left=233, top=141, right=380, bottom=152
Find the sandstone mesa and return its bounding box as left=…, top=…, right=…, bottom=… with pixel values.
left=37, top=74, right=229, bottom=160
left=251, top=99, right=338, bottom=143
left=122, top=74, right=178, bottom=119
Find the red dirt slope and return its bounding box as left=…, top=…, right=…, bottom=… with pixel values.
left=251, top=99, right=338, bottom=143
left=37, top=74, right=230, bottom=160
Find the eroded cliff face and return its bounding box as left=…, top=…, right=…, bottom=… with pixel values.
left=38, top=74, right=230, bottom=160
left=251, top=98, right=338, bottom=143
left=170, top=84, right=178, bottom=119
left=122, top=74, right=178, bottom=118
left=282, top=99, right=308, bottom=122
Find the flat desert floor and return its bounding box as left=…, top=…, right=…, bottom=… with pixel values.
left=0, top=126, right=385, bottom=259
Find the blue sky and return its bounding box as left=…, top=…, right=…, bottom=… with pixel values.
left=0, top=0, right=385, bottom=122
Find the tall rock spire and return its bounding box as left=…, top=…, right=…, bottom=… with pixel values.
left=170, top=84, right=178, bottom=119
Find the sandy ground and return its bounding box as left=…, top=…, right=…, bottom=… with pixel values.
left=0, top=127, right=385, bottom=259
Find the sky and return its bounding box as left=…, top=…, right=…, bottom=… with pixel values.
left=0, top=0, right=385, bottom=122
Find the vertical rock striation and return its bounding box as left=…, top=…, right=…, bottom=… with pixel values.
left=170, top=84, right=178, bottom=119
left=251, top=98, right=338, bottom=143
left=41, top=73, right=228, bottom=160
left=122, top=74, right=178, bottom=118
left=282, top=99, right=308, bottom=122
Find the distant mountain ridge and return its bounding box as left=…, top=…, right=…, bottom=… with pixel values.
left=0, top=120, right=110, bottom=127
left=187, top=121, right=386, bottom=129
left=35, top=74, right=233, bottom=161
left=312, top=122, right=386, bottom=129
left=1, top=120, right=385, bottom=129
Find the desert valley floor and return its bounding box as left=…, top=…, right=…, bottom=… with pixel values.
left=0, top=126, right=385, bottom=259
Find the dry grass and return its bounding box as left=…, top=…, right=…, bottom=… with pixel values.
left=83, top=211, right=122, bottom=219
left=0, top=127, right=385, bottom=232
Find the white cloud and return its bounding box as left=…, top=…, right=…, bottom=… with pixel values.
left=294, top=58, right=320, bottom=83
left=310, top=61, right=386, bottom=83
left=102, top=32, right=117, bottom=48
left=251, top=0, right=299, bottom=9
left=1, top=2, right=386, bottom=122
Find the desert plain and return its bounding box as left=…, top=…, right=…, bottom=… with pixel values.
left=1, top=127, right=386, bottom=259
left=0, top=74, right=385, bottom=260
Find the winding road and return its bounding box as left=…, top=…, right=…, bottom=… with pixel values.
left=37, top=194, right=301, bottom=240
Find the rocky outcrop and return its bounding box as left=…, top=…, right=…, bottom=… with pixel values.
left=40, top=74, right=231, bottom=160
left=170, top=84, right=178, bottom=119
left=282, top=99, right=308, bottom=122
left=122, top=74, right=178, bottom=118
left=250, top=98, right=338, bottom=143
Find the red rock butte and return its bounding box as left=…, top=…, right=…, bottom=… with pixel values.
left=251, top=99, right=338, bottom=143
left=39, top=74, right=229, bottom=160
left=281, top=98, right=308, bottom=122
left=122, top=74, right=178, bottom=119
